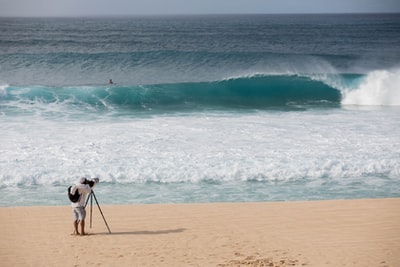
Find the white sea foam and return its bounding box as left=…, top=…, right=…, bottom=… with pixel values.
left=0, top=84, right=8, bottom=97
left=342, top=69, right=400, bottom=106
left=1, top=108, right=399, bottom=188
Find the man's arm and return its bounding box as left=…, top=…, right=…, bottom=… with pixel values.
left=76, top=183, right=92, bottom=194
left=70, top=185, right=78, bottom=195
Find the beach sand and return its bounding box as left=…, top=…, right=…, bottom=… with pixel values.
left=1, top=198, right=399, bottom=266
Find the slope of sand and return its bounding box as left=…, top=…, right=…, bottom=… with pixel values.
left=1, top=198, right=399, bottom=266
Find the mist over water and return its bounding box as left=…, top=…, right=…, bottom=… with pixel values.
left=1, top=14, right=400, bottom=206
left=341, top=69, right=400, bottom=106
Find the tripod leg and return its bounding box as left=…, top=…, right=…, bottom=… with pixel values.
left=85, top=193, right=90, bottom=207
left=91, top=191, right=112, bottom=234
left=90, top=192, right=93, bottom=228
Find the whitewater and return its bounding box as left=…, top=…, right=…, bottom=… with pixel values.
left=0, top=14, right=399, bottom=206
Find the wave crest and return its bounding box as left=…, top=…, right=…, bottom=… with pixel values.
left=1, top=74, right=341, bottom=115
left=341, top=69, right=400, bottom=106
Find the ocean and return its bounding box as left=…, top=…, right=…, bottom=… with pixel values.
left=1, top=14, right=399, bottom=206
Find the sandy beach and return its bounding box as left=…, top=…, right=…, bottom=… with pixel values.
left=1, top=198, right=399, bottom=266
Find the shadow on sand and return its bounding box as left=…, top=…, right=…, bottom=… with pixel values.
left=94, top=228, right=186, bottom=236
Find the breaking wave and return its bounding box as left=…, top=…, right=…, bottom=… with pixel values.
left=341, top=69, right=400, bottom=106
left=1, top=74, right=342, bottom=115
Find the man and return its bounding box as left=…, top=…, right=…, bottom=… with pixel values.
left=70, top=177, right=98, bottom=235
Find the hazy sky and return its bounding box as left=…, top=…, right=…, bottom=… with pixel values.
left=0, top=0, right=399, bottom=17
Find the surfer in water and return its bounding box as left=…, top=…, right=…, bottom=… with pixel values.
left=108, top=79, right=113, bottom=84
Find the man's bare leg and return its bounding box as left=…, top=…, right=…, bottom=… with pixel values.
left=73, top=220, right=80, bottom=235
left=80, top=219, right=86, bottom=235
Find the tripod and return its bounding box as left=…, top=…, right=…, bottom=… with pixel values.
left=85, top=190, right=112, bottom=234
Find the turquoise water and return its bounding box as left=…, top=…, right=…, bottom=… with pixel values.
left=1, top=14, right=399, bottom=206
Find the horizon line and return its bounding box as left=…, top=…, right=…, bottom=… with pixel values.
left=1, top=11, right=399, bottom=19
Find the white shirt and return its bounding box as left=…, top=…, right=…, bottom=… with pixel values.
left=70, top=183, right=93, bottom=208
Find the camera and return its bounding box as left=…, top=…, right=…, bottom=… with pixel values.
left=83, top=177, right=99, bottom=187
